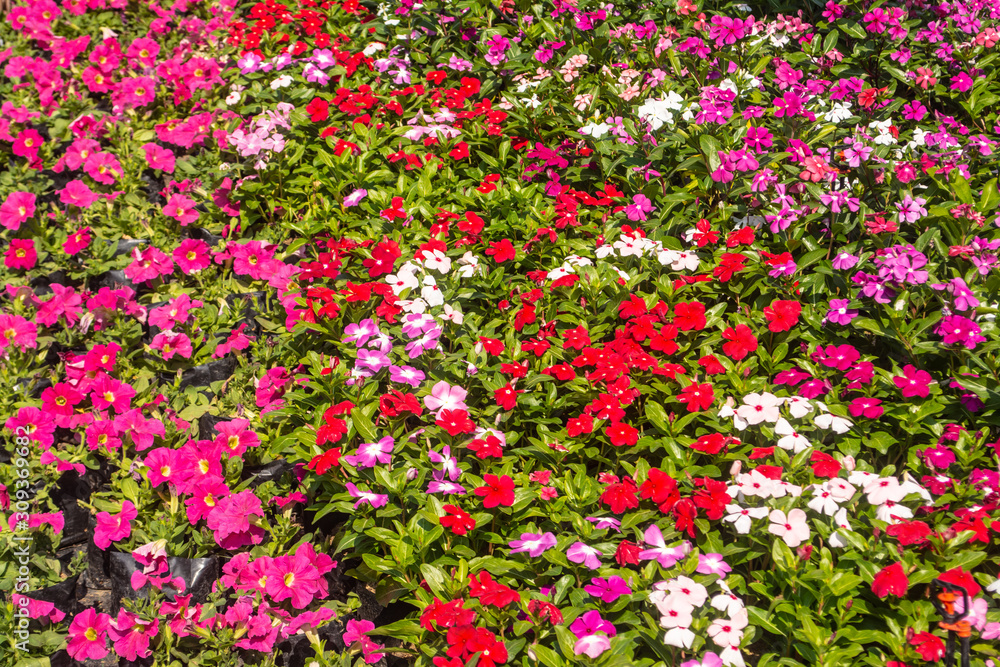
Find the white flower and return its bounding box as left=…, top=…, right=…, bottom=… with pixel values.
left=225, top=91, right=241, bottom=105
left=828, top=507, right=853, bottom=548
left=864, top=477, right=906, bottom=505
left=768, top=508, right=811, bottom=547
left=579, top=122, right=611, bottom=138
left=456, top=252, right=481, bottom=278
left=397, top=298, right=427, bottom=314
left=876, top=500, right=913, bottom=523
left=269, top=75, right=293, bottom=90
left=807, top=484, right=841, bottom=516
left=665, top=576, right=708, bottom=607
left=737, top=392, right=782, bottom=425
left=420, top=275, right=444, bottom=306
left=595, top=244, right=616, bottom=259
left=671, top=251, right=701, bottom=271
left=774, top=418, right=810, bottom=452
left=422, top=249, right=452, bottom=274
left=386, top=269, right=419, bottom=295
left=827, top=479, right=856, bottom=502
left=813, top=411, right=852, bottom=433
left=440, top=304, right=463, bottom=324
left=707, top=608, right=749, bottom=648
left=711, top=590, right=745, bottom=617
left=723, top=504, right=768, bottom=534
left=663, top=626, right=695, bottom=649
left=720, top=646, right=747, bottom=667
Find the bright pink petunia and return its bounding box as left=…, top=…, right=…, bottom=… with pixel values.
left=108, top=610, right=159, bottom=661
left=0, top=191, right=35, bottom=230
left=162, top=193, right=199, bottom=225
left=5, top=238, right=36, bottom=270
left=206, top=490, right=266, bottom=550
left=67, top=609, right=111, bottom=660
left=94, top=501, right=137, bottom=549
left=0, top=314, right=37, bottom=351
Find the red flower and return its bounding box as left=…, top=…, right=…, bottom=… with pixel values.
left=363, top=239, right=401, bottom=277
left=600, top=477, right=639, bottom=514
left=639, top=469, right=680, bottom=513
left=421, top=598, right=476, bottom=632
left=449, top=141, right=469, bottom=160
left=305, top=97, right=329, bottom=122
left=871, top=562, right=909, bottom=598
left=468, top=434, right=504, bottom=459
left=909, top=632, right=944, bottom=661
left=938, top=567, right=981, bottom=595
left=721, top=323, right=758, bottom=360
left=605, top=422, right=639, bottom=447
left=307, top=448, right=341, bottom=475
left=485, top=239, right=516, bottom=262
left=673, top=301, right=706, bottom=330
left=886, top=520, right=931, bottom=546
left=677, top=382, right=714, bottom=412
left=477, top=337, right=504, bottom=355
left=562, top=325, right=591, bottom=349
left=673, top=498, right=698, bottom=538
left=474, top=474, right=515, bottom=508
left=698, top=355, right=726, bottom=374
left=440, top=505, right=475, bottom=535
left=614, top=540, right=641, bottom=566
left=809, top=451, right=841, bottom=478
left=567, top=414, right=594, bottom=437
left=527, top=600, right=563, bottom=624
left=691, top=433, right=728, bottom=454
left=468, top=572, right=519, bottom=607
left=763, top=300, right=802, bottom=332
left=380, top=390, right=422, bottom=417
left=494, top=384, right=523, bottom=411
left=618, top=294, right=648, bottom=319
left=436, top=409, right=476, bottom=436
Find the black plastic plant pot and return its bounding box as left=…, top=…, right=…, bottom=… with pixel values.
left=188, top=226, right=225, bottom=247
left=177, top=356, right=237, bottom=390
left=88, top=269, right=145, bottom=295
left=241, top=460, right=295, bottom=487
left=26, top=573, right=87, bottom=618
left=108, top=552, right=220, bottom=614
left=29, top=270, right=70, bottom=298
left=51, top=470, right=94, bottom=547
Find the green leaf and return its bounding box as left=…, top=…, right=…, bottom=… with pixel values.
left=350, top=407, right=378, bottom=442
left=699, top=134, right=721, bottom=173
left=419, top=562, right=449, bottom=598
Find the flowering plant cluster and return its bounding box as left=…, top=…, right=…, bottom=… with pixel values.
left=3, top=0, right=1000, bottom=664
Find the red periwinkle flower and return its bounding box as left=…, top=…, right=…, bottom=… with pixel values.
left=871, top=562, right=909, bottom=598
left=909, top=632, right=944, bottom=661
left=440, top=505, right=475, bottom=535
left=763, top=299, right=802, bottom=332
left=721, top=323, right=758, bottom=360
left=614, top=540, right=641, bottom=566
left=474, top=474, right=515, bottom=508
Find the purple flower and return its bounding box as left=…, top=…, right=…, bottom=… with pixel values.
left=896, top=195, right=928, bottom=224
left=570, top=610, right=617, bottom=638
left=346, top=483, right=388, bottom=509
left=343, top=436, right=394, bottom=469
left=585, top=516, right=622, bottom=532
left=404, top=327, right=441, bottom=359
left=509, top=532, right=557, bottom=557
left=931, top=277, right=979, bottom=311
left=624, top=194, right=655, bottom=222
left=344, top=318, right=378, bottom=347
left=389, top=364, right=425, bottom=388
left=574, top=635, right=611, bottom=658
left=344, top=188, right=368, bottom=207
left=831, top=252, right=859, bottom=270
left=825, top=299, right=858, bottom=326
left=401, top=313, right=437, bottom=338
left=936, top=315, right=986, bottom=350
left=696, top=553, right=732, bottom=577
left=566, top=542, right=603, bottom=570
left=639, top=525, right=691, bottom=568
left=584, top=576, right=632, bottom=603
left=356, top=348, right=390, bottom=373
left=426, top=479, right=467, bottom=495
left=428, top=445, right=460, bottom=481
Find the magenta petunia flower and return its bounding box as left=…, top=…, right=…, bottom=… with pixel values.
left=214, top=419, right=261, bottom=458
left=58, top=179, right=100, bottom=208
left=108, top=610, right=159, bottom=661
left=5, top=238, right=36, bottom=270
left=173, top=238, right=211, bottom=274
left=0, top=190, right=35, bottom=230
left=163, top=193, right=199, bottom=226
left=67, top=609, right=111, bottom=660
left=206, top=490, right=266, bottom=550
left=94, top=501, right=137, bottom=549
left=343, top=619, right=386, bottom=664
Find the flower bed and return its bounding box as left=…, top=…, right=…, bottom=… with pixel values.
left=2, top=0, right=1000, bottom=665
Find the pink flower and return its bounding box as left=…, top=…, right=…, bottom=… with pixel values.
left=172, top=238, right=211, bottom=274
left=90, top=376, right=135, bottom=412
left=584, top=575, right=632, bottom=602
left=707, top=608, right=749, bottom=648
left=163, top=193, right=199, bottom=225
left=64, top=227, right=92, bottom=255
left=0, top=314, right=37, bottom=351
left=124, top=245, right=175, bottom=282
left=108, top=609, right=159, bottom=661
left=423, top=380, right=469, bottom=415
left=5, top=238, right=36, bottom=270
left=117, top=76, right=157, bottom=108
left=894, top=364, right=932, bottom=398
left=58, top=179, right=100, bottom=208
left=142, top=143, right=175, bottom=172
left=214, top=419, right=261, bottom=458
left=94, top=501, right=137, bottom=549
left=150, top=331, right=193, bottom=360
left=768, top=508, right=810, bottom=547
left=0, top=191, right=35, bottom=229
left=343, top=619, right=386, bottom=664
left=206, top=490, right=266, bottom=549
left=67, top=609, right=111, bottom=660
left=848, top=397, right=883, bottom=419
left=264, top=546, right=328, bottom=608
left=83, top=152, right=122, bottom=184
